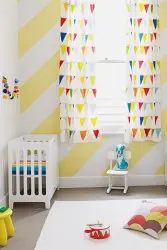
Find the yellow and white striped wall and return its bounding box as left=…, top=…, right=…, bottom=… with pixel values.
left=19, top=0, right=167, bottom=187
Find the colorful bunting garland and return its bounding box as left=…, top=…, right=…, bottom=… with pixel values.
left=125, top=0, right=161, bottom=142
left=2, top=76, right=19, bottom=100
left=59, top=1, right=98, bottom=143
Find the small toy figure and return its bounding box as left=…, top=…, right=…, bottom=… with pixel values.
left=114, top=144, right=128, bottom=171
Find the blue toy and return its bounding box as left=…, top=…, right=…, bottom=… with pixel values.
left=114, top=144, right=128, bottom=171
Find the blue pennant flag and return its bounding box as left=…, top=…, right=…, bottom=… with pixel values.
left=127, top=103, right=131, bottom=113
left=155, top=128, right=161, bottom=137
left=60, top=32, right=67, bottom=42
left=153, top=61, right=156, bottom=69
left=139, top=33, right=143, bottom=42
left=140, top=117, right=144, bottom=125
left=129, top=61, right=132, bottom=69
left=59, top=75, right=64, bottom=84
left=140, top=75, right=144, bottom=84
left=153, top=19, right=157, bottom=29
left=130, top=18, right=133, bottom=26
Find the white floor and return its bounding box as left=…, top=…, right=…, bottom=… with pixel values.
left=35, top=198, right=167, bottom=250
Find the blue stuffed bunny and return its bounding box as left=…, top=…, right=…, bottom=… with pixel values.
left=114, top=144, right=128, bottom=171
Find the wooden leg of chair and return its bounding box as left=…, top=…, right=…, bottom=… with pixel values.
left=0, top=219, right=8, bottom=246
left=4, top=216, right=15, bottom=237
left=107, top=176, right=112, bottom=194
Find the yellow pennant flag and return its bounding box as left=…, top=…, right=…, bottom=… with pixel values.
left=68, top=104, right=73, bottom=111
left=91, top=117, right=97, bottom=127
left=143, top=76, right=147, bottom=85
left=140, top=88, right=144, bottom=97
left=144, top=116, right=149, bottom=126
left=143, top=34, right=147, bottom=43
left=133, top=61, right=136, bottom=67
left=134, top=75, right=137, bottom=83
left=90, top=76, right=95, bottom=85
left=149, top=103, right=153, bottom=110
left=89, top=34, right=94, bottom=41
left=80, top=118, right=86, bottom=126
left=149, top=62, right=153, bottom=72
left=139, top=3, right=144, bottom=12
left=64, top=2, right=69, bottom=12
left=149, top=20, right=153, bottom=28
left=59, top=87, right=65, bottom=96
left=140, top=46, right=144, bottom=54
left=140, top=129, right=145, bottom=138
left=80, top=76, right=85, bottom=84
left=131, top=102, right=135, bottom=112
left=78, top=62, right=84, bottom=72
left=69, top=62, right=73, bottom=72
left=77, top=104, right=84, bottom=113
left=134, top=33, right=137, bottom=41
left=127, top=4, right=130, bottom=12
left=157, top=61, right=160, bottom=69
left=71, top=4, right=75, bottom=12
left=68, top=33, right=72, bottom=42
left=134, top=46, right=138, bottom=54
left=134, top=19, right=136, bottom=27
left=61, top=45, right=67, bottom=54
left=132, top=116, right=137, bottom=122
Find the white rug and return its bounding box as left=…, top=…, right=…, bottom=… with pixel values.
left=35, top=198, right=167, bottom=250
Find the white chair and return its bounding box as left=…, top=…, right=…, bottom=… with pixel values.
left=106, top=150, right=131, bottom=194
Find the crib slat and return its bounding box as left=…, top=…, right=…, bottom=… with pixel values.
left=31, top=150, right=35, bottom=195
left=16, top=149, right=20, bottom=195
left=23, top=149, right=27, bottom=195
left=38, top=149, right=42, bottom=195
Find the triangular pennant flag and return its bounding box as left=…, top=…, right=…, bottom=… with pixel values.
left=149, top=103, right=153, bottom=110
left=149, top=20, right=153, bottom=28
left=140, top=129, right=145, bottom=138
left=85, top=35, right=88, bottom=42
left=127, top=4, right=130, bottom=12
left=126, top=45, right=130, bottom=54
left=143, top=33, right=147, bottom=43
left=138, top=102, right=143, bottom=110
left=130, top=74, right=132, bottom=82
left=155, top=128, right=161, bottom=137
left=78, top=62, right=84, bottom=72
left=71, top=4, right=75, bottom=12
left=67, top=46, right=70, bottom=55
left=144, top=116, right=149, bottom=126
left=59, top=60, right=64, bottom=68
left=73, top=33, right=77, bottom=41
left=144, top=128, right=150, bottom=137
left=60, top=18, right=67, bottom=26
left=132, top=116, right=137, bottom=122
left=139, top=33, right=143, bottom=42
left=153, top=61, right=156, bottom=70
left=130, top=18, right=133, bottom=26
left=134, top=75, right=137, bottom=82
left=144, top=103, right=147, bottom=110
left=92, top=89, right=97, bottom=97
left=69, top=62, right=73, bottom=71
left=70, top=89, right=73, bottom=98
left=133, top=88, right=138, bottom=97
left=128, top=116, right=131, bottom=123
left=60, top=32, right=67, bottom=42
left=143, top=88, right=150, bottom=96
left=93, top=130, right=99, bottom=138
left=153, top=19, right=157, bottom=29
left=69, top=130, right=74, bottom=138
left=90, top=4, right=95, bottom=13
left=144, top=4, right=149, bottom=13
left=80, top=118, right=86, bottom=126
left=64, top=2, right=69, bottom=12
left=68, top=117, right=72, bottom=126
left=59, top=87, right=65, bottom=96
left=140, top=75, right=144, bottom=84
left=77, top=104, right=84, bottom=113
left=139, top=61, right=144, bottom=68
left=139, top=3, right=144, bottom=12
left=61, top=45, right=67, bottom=54
left=157, top=61, right=160, bottom=69
left=140, top=46, right=145, bottom=54
left=132, top=128, right=138, bottom=138
left=91, top=46, right=95, bottom=53
left=149, top=62, right=153, bottom=72
left=80, top=89, right=86, bottom=98
left=150, top=75, right=154, bottom=84
left=150, top=33, right=153, bottom=42
left=137, top=18, right=142, bottom=27
left=140, top=117, right=144, bottom=126
left=91, top=117, right=97, bottom=127
left=129, top=61, right=132, bottom=69
left=131, top=103, right=135, bottom=112
left=90, top=76, right=95, bottom=85
left=143, top=76, right=148, bottom=85
left=133, top=61, right=136, bottom=67
left=155, top=87, right=159, bottom=94
left=84, top=19, right=88, bottom=26
left=66, top=88, right=70, bottom=96
left=140, top=88, right=144, bottom=97
left=59, top=75, right=64, bottom=84
left=80, top=76, right=85, bottom=84
left=144, top=46, right=149, bottom=54
left=134, top=46, right=138, bottom=54
left=127, top=103, right=131, bottom=112
left=155, top=116, right=158, bottom=125
left=151, top=4, right=153, bottom=13
left=153, top=32, right=157, bottom=40
left=82, top=46, right=86, bottom=55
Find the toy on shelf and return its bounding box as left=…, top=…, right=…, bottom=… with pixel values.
left=84, top=222, right=110, bottom=240
left=0, top=207, right=15, bottom=246
left=114, top=144, right=128, bottom=171
left=2, top=76, right=19, bottom=100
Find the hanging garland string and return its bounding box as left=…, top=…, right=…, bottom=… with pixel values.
left=2, top=76, right=19, bottom=100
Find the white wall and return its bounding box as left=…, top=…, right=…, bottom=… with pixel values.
left=0, top=0, right=20, bottom=206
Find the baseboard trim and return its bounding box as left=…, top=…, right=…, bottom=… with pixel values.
left=59, top=175, right=165, bottom=188
left=0, top=194, right=8, bottom=207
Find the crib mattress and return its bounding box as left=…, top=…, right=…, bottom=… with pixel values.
left=12, top=160, right=46, bottom=175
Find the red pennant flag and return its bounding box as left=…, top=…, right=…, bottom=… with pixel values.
left=61, top=18, right=67, bottom=26
left=92, top=89, right=97, bottom=97
left=67, top=47, right=70, bottom=55
left=132, top=128, right=138, bottom=138
left=144, top=4, right=149, bottom=13
left=80, top=131, right=87, bottom=140
left=144, top=128, right=150, bottom=137
left=150, top=34, right=153, bottom=42
left=93, top=130, right=99, bottom=138
left=66, top=88, right=70, bottom=95
left=90, top=4, right=95, bottom=13
left=128, top=116, right=131, bottom=123
left=144, top=46, right=149, bottom=54
left=73, top=33, right=77, bottom=40
left=84, top=19, right=88, bottom=26
left=59, top=60, right=64, bottom=68
left=153, top=33, right=157, bottom=40
left=137, top=18, right=142, bottom=27
left=130, top=74, right=132, bottom=81
left=150, top=75, right=154, bottom=84
left=139, top=61, right=144, bottom=68
left=155, top=116, right=158, bottom=124
left=68, top=117, right=72, bottom=126
left=138, top=102, right=143, bottom=110
left=144, top=88, right=150, bottom=96
left=91, top=46, right=95, bottom=53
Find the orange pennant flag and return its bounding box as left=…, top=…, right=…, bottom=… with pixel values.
left=80, top=131, right=87, bottom=140
left=132, top=128, right=138, bottom=138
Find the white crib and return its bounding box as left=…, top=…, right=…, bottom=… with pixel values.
left=8, top=134, right=59, bottom=209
